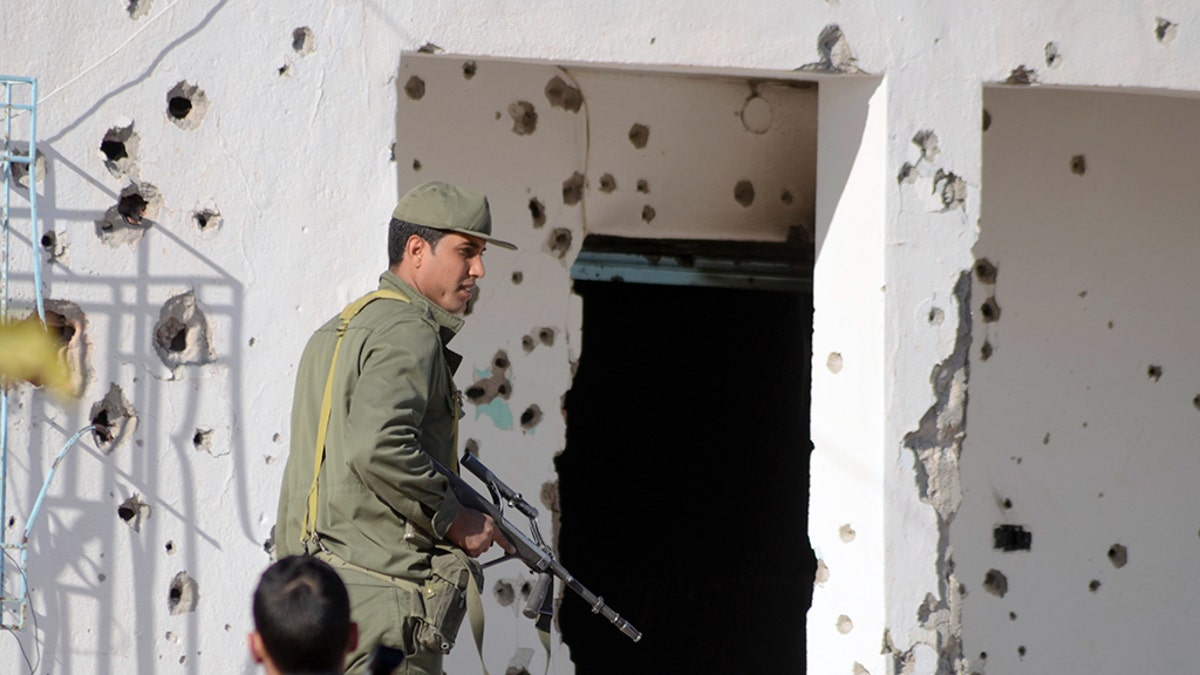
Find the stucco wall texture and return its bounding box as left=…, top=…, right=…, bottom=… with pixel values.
left=3, top=2, right=1200, bottom=674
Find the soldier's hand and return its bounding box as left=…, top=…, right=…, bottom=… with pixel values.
left=446, top=506, right=516, bottom=557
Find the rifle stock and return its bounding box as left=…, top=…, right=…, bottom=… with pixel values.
left=430, top=454, right=642, bottom=643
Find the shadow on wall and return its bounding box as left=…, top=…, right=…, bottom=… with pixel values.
left=4, top=141, right=254, bottom=675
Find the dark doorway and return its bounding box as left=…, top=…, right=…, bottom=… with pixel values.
left=556, top=277, right=815, bottom=674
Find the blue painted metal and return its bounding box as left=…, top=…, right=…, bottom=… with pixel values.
left=0, top=75, right=44, bottom=630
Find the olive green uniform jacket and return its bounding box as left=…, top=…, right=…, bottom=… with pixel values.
left=275, top=271, right=464, bottom=580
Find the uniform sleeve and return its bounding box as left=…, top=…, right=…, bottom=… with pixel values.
left=343, top=319, right=460, bottom=539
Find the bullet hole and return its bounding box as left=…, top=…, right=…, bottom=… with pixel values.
left=263, top=525, right=276, bottom=558
left=465, top=350, right=513, bottom=406
left=511, top=271, right=523, bottom=285
left=928, top=307, right=944, bottom=325
left=272, top=432, right=282, bottom=443
left=1108, top=321, right=1114, bottom=329
left=1078, top=290, right=1087, bottom=299
left=562, top=172, right=584, bottom=206
left=1070, top=155, right=1087, bottom=175
left=165, top=540, right=177, bottom=555
left=912, top=130, right=939, bottom=161
left=168, top=572, right=199, bottom=615
left=409, top=158, right=422, bottom=173
left=127, top=0, right=153, bottom=20
left=636, top=179, right=649, bottom=194
left=292, top=27, right=315, bottom=55
left=1009, top=611, right=1017, bottom=621
left=641, top=205, right=656, bottom=223
left=494, top=580, right=516, bottom=606
left=781, top=190, right=794, bottom=205
left=548, top=228, right=572, bottom=259
left=117, top=494, right=151, bottom=532
left=119, top=193, right=149, bottom=224
left=836, top=615, right=854, bottom=634
left=461, top=61, right=477, bottom=79
left=1108, top=543, right=1127, bottom=568
left=1156, top=18, right=1177, bottom=44
left=993, top=524, right=1032, bottom=552
left=277, top=63, right=292, bottom=77
left=808, top=23, right=858, bottom=72
left=981, top=340, right=993, bottom=361
left=99, top=573, right=107, bottom=582
left=628, top=123, right=650, bottom=149
left=598, top=173, right=616, bottom=193
left=1147, top=365, right=1163, bottom=382
left=166, top=81, right=209, bottom=130
left=544, top=76, right=582, bottom=112
left=101, top=123, right=139, bottom=179
left=983, top=569, right=1008, bottom=597
left=537, top=327, right=554, bottom=346
left=1006, top=66, right=1037, bottom=85
left=89, top=383, right=137, bottom=453
left=193, top=209, right=222, bottom=232
left=192, top=428, right=213, bottom=453
left=520, top=404, right=543, bottom=431
left=1044, top=42, right=1062, bottom=69
left=521, top=335, right=535, bottom=353
left=934, top=169, right=967, bottom=210
left=815, top=559, right=830, bottom=584
left=1089, top=579, right=1102, bottom=592
left=6, top=517, right=14, bottom=528
left=974, top=258, right=998, bottom=284
left=405, top=76, right=426, bottom=100
left=44, top=301, right=87, bottom=394
left=153, top=290, right=215, bottom=369
left=1002, top=498, right=1013, bottom=509
left=1193, top=394, right=1200, bottom=411
left=508, top=101, right=538, bottom=136
left=734, top=180, right=755, bottom=207
left=838, top=524, right=856, bottom=543
left=827, top=352, right=843, bottom=374
left=983, top=108, right=992, bottom=132
left=980, top=297, right=1001, bottom=323
left=1018, top=646, right=1026, bottom=659
left=417, top=42, right=443, bottom=54
left=528, top=198, right=546, bottom=228
left=896, top=162, right=917, bottom=185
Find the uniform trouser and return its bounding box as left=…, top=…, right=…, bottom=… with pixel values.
left=319, top=555, right=443, bottom=675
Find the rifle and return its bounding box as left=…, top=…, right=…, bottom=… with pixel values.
left=430, top=452, right=642, bottom=643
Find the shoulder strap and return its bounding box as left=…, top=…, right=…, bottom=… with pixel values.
left=301, top=290, right=410, bottom=550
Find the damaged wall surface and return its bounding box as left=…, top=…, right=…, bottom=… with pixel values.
left=957, top=86, right=1200, bottom=674
left=3, top=2, right=1200, bottom=674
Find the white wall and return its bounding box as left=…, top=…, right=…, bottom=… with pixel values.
left=958, top=86, right=1200, bottom=673
left=3, top=2, right=1200, bottom=674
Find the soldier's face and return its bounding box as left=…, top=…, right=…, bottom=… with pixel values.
left=412, top=232, right=486, bottom=314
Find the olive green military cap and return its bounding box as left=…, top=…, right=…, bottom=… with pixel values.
left=392, top=181, right=517, bottom=250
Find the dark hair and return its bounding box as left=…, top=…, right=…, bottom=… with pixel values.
left=253, top=555, right=351, bottom=674
left=388, top=217, right=447, bottom=266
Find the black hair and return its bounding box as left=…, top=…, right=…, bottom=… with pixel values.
left=388, top=217, right=447, bottom=266
left=253, top=555, right=351, bottom=674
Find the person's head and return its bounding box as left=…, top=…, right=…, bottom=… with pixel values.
left=388, top=181, right=516, bottom=314
left=249, top=556, right=357, bottom=675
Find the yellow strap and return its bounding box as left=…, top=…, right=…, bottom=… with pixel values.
left=468, top=576, right=490, bottom=675
left=301, top=290, right=410, bottom=549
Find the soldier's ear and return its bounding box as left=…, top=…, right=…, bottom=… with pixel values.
left=346, top=622, right=359, bottom=655
left=405, top=234, right=427, bottom=264
left=248, top=631, right=267, bottom=664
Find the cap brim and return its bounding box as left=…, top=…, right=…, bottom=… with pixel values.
left=443, top=227, right=517, bottom=251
